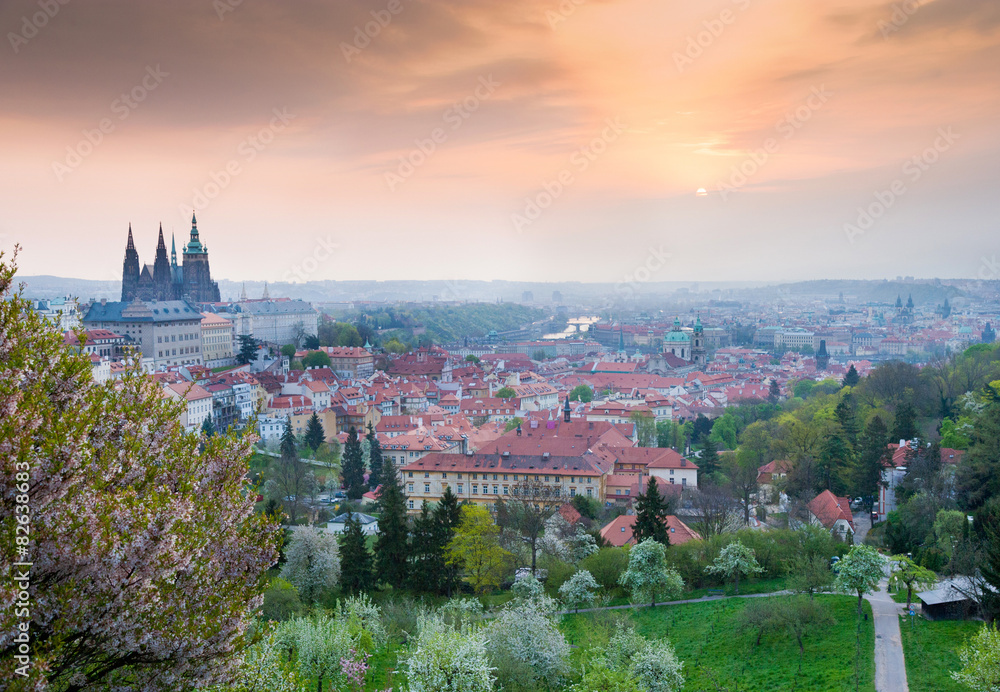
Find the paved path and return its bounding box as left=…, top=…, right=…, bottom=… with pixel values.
left=555, top=589, right=793, bottom=615
left=865, top=579, right=909, bottom=692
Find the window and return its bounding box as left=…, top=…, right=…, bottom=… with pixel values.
left=669, top=479, right=675, bottom=484
left=408, top=471, right=413, bottom=478
left=408, top=500, right=414, bottom=510
left=457, top=473, right=463, bottom=480
left=682, top=478, right=687, bottom=486
left=503, top=474, right=508, bottom=481
left=424, top=484, right=430, bottom=493
left=669, top=469, right=674, bottom=475
left=493, top=474, right=498, bottom=481
left=616, top=489, right=621, bottom=495
left=544, top=475, right=549, bottom=482
left=570, top=488, right=576, bottom=497
left=472, top=485, right=478, bottom=494
left=502, top=486, right=508, bottom=495
left=586, top=488, right=593, bottom=497
left=424, top=472, right=429, bottom=478
left=472, top=473, right=478, bottom=480
left=408, top=484, right=414, bottom=493
left=587, top=478, right=592, bottom=484
left=442, top=472, right=447, bottom=479
left=458, top=484, right=464, bottom=493
left=492, top=485, right=498, bottom=494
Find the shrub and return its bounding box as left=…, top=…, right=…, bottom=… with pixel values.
left=580, top=547, right=629, bottom=590
left=261, top=578, right=304, bottom=622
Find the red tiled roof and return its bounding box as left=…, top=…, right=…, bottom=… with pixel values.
left=807, top=490, right=854, bottom=531
left=599, top=514, right=701, bottom=547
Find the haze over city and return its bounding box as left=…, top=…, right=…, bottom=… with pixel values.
left=2, top=0, right=999, bottom=284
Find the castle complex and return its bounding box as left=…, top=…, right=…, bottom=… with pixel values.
left=121, top=213, right=221, bottom=303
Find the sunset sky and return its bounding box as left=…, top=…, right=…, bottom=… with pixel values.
left=2, top=0, right=999, bottom=284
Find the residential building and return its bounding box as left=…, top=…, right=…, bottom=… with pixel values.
left=84, top=298, right=204, bottom=368
left=201, top=312, right=235, bottom=368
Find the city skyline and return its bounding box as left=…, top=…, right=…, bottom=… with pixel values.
left=2, top=0, right=999, bottom=284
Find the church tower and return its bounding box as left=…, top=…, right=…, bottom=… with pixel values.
left=692, top=315, right=707, bottom=366
left=181, top=212, right=221, bottom=302
left=121, top=224, right=140, bottom=301
left=152, top=224, right=172, bottom=301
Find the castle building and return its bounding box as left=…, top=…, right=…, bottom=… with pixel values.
left=121, top=213, right=221, bottom=303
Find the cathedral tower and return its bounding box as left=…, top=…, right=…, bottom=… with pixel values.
left=152, top=224, right=173, bottom=300
left=121, top=224, right=140, bottom=302
left=181, top=212, right=221, bottom=302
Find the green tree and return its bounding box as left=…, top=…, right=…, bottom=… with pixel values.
left=705, top=540, right=763, bottom=595
left=835, top=544, right=885, bottom=615
left=817, top=431, right=853, bottom=493
left=533, top=349, right=548, bottom=361
left=373, top=454, right=410, bottom=589
left=842, top=364, right=861, bottom=388
left=888, top=555, right=937, bottom=609
left=570, top=384, right=594, bottom=403
left=768, top=378, right=781, bottom=404
left=342, top=426, right=366, bottom=500
left=956, top=395, right=1000, bottom=510
left=0, top=254, right=280, bottom=690
left=280, top=343, right=296, bottom=359
left=338, top=512, right=373, bottom=594
left=835, top=393, right=860, bottom=449
left=559, top=569, right=600, bottom=613
left=366, top=422, right=383, bottom=489
left=504, top=417, right=523, bottom=433
left=304, top=412, right=325, bottom=453
left=301, top=350, right=332, bottom=369
left=410, top=501, right=441, bottom=593
left=633, top=477, right=670, bottom=546
left=891, top=401, right=918, bottom=441
left=630, top=410, right=657, bottom=448
left=447, top=505, right=512, bottom=594
left=619, top=539, right=685, bottom=608
left=201, top=415, right=216, bottom=438
left=465, top=354, right=481, bottom=364
left=496, top=386, right=516, bottom=399
left=698, top=437, right=720, bottom=480
left=951, top=623, right=1000, bottom=691
left=853, top=414, right=891, bottom=514
left=237, top=333, right=260, bottom=364
left=710, top=412, right=738, bottom=450
left=788, top=554, right=834, bottom=599
left=435, top=485, right=463, bottom=596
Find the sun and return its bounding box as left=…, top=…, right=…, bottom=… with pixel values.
left=696, top=188, right=708, bottom=196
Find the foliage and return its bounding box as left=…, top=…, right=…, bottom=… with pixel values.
left=559, top=569, right=600, bottom=612
left=485, top=600, right=571, bottom=691
left=276, top=614, right=356, bottom=692
left=888, top=555, right=937, bottom=609
left=602, top=627, right=685, bottom=692
left=835, top=544, right=886, bottom=614
left=570, top=384, right=594, bottom=402
left=631, top=410, right=657, bottom=447
left=504, top=417, right=523, bottom=433
left=633, top=477, right=670, bottom=546
left=237, top=333, right=261, bottom=364
left=301, top=350, right=332, bottom=368
left=788, top=553, right=834, bottom=598
left=405, top=615, right=496, bottom=692
left=952, top=622, right=1000, bottom=692
left=581, top=547, right=630, bottom=590
left=698, top=437, right=720, bottom=479
left=280, top=525, right=340, bottom=603
left=373, top=454, right=409, bottom=589
left=496, top=477, right=558, bottom=573
left=619, top=539, right=685, bottom=607
left=261, top=578, right=304, bottom=622
left=342, top=426, right=366, bottom=500
left=704, top=540, right=763, bottom=595
left=570, top=665, right=642, bottom=692
left=496, top=387, right=516, bottom=399
left=304, top=412, right=325, bottom=453
left=208, top=628, right=304, bottom=692
left=448, top=505, right=512, bottom=594
left=339, top=512, right=374, bottom=594
left=366, top=422, right=383, bottom=489
left=0, top=254, right=280, bottom=690
left=852, top=414, right=891, bottom=514
left=843, top=364, right=861, bottom=388
left=572, top=494, right=604, bottom=520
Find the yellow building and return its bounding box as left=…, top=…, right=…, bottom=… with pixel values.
left=200, top=312, right=235, bottom=368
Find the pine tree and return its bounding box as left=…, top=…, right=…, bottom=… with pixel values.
left=853, top=415, right=890, bottom=514
left=409, top=501, right=439, bottom=593
left=342, top=426, right=366, bottom=500
left=339, top=512, right=374, bottom=594
left=633, top=477, right=670, bottom=546
left=818, top=431, right=853, bottom=493
left=842, top=364, right=860, bottom=388
left=891, top=401, right=918, bottom=442
left=280, top=418, right=297, bottom=461
left=768, top=379, right=781, bottom=404
left=836, top=393, right=861, bottom=449
left=366, top=422, right=384, bottom=489
left=374, top=455, right=410, bottom=588
left=304, top=412, right=325, bottom=454
left=201, top=416, right=216, bottom=438
left=434, top=486, right=462, bottom=596
left=699, top=438, right=720, bottom=481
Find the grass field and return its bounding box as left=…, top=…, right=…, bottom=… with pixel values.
left=899, top=616, right=981, bottom=692
left=563, top=595, right=876, bottom=692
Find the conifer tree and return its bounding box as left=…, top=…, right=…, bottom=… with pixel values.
left=409, top=501, right=439, bottom=593
left=434, top=485, right=463, bottom=595
left=374, top=455, right=410, bottom=588
left=366, top=422, right=384, bottom=489
left=853, top=415, right=890, bottom=514
left=633, top=477, right=670, bottom=546
left=891, top=401, right=918, bottom=442
left=201, top=416, right=216, bottom=438
left=304, top=411, right=325, bottom=454
left=699, top=438, right=720, bottom=481
left=342, top=426, right=366, bottom=500
left=339, top=512, right=374, bottom=594
left=280, top=418, right=297, bottom=461
left=842, top=364, right=860, bottom=388
left=835, top=393, right=861, bottom=449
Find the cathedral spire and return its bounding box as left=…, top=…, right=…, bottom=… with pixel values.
left=185, top=211, right=205, bottom=254
left=156, top=224, right=166, bottom=251
left=126, top=223, right=135, bottom=251
left=170, top=232, right=178, bottom=266
left=240, top=282, right=248, bottom=302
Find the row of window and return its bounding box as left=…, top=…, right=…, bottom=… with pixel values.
left=158, top=345, right=200, bottom=358
left=157, top=332, right=198, bottom=343
left=407, top=470, right=592, bottom=483
left=409, top=482, right=593, bottom=498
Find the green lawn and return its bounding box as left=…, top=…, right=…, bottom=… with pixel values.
left=900, top=616, right=981, bottom=692
left=563, top=595, right=875, bottom=692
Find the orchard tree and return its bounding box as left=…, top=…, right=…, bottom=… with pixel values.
left=951, top=623, right=1000, bottom=692
left=0, top=252, right=280, bottom=690
left=704, top=540, right=763, bottom=595
left=603, top=628, right=685, bottom=692
left=559, top=569, right=601, bottom=613
left=279, top=525, right=341, bottom=603
left=406, top=616, right=495, bottom=692
left=619, top=539, right=685, bottom=608
left=888, top=555, right=937, bottom=610
left=835, top=544, right=886, bottom=615
left=485, top=600, right=571, bottom=691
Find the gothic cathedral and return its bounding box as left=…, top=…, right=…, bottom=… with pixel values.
left=121, top=213, right=221, bottom=303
